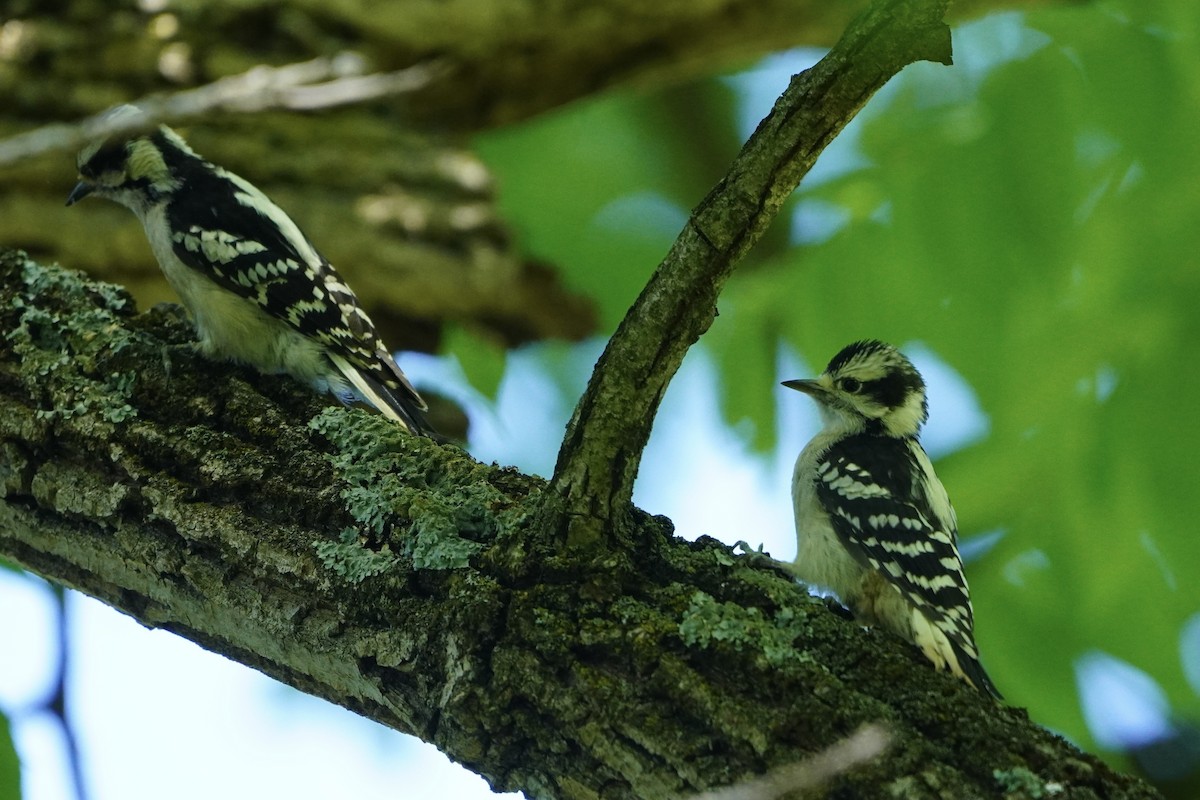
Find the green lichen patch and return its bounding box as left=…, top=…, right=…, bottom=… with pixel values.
left=2, top=251, right=141, bottom=428
left=994, top=767, right=1064, bottom=798
left=314, top=527, right=400, bottom=584
left=310, top=408, right=503, bottom=574
left=679, top=590, right=812, bottom=669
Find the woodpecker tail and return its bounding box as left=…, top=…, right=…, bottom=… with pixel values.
left=954, top=645, right=1003, bottom=699
left=910, top=608, right=1003, bottom=699
left=329, top=353, right=437, bottom=436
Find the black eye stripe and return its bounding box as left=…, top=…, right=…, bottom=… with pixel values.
left=862, top=372, right=919, bottom=408
left=79, top=142, right=129, bottom=178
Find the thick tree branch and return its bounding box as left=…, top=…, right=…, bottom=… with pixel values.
left=0, top=0, right=1074, bottom=132
left=0, top=58, right=448, bottom=167
left=546, top=0, right=952, bottom=542
left=0, top=249, right=1160, bottom=799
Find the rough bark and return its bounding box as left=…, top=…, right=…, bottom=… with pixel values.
left=0, top=247, right=1159, bottom=799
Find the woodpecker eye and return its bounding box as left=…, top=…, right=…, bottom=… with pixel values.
left=839, top=377, right=862, bottom=394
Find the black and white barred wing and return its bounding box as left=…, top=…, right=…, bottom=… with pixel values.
left=813, top=434, right=998, bottom=695
left=165, top=162, right=428, bottom=425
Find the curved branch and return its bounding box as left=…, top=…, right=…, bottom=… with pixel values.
left=546, top=0, right=953, bottom=541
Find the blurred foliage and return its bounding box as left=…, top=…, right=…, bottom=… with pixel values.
left=443, top=323, right=509, bottom=400
left=476, top=79, right=745, bottom=329
left=473, top=0, right=1200, bottom=780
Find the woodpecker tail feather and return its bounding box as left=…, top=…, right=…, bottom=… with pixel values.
left=910, top=608, right=1002, bottom=699
left=329, top=353, right=436, bottom=436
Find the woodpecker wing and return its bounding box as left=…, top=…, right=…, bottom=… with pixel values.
left=161, top=150, right=429, bottom=427
left=813, top=433, right=999, bottom=694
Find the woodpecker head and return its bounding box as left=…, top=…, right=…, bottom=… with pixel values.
left=783, top=340, right=928, bottom=438
left=66, top=105, right=189, bottom=214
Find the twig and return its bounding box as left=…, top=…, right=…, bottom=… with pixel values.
left=689, top=724, right=892, bottom=800
left=0, top=55, right=449, bottom=166
left=46, top=585, right=91, bottom=800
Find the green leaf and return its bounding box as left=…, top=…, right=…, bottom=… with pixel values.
left=474, top=79, right=742, bottom=329
left=443, top=324, right=508, bottom=400
left=0, top=711, right=18, bottom=800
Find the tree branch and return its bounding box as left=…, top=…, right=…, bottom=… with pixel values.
left=688, top=725, right=892, bottom=800
left=0, top=248, right=1160, bottom=799
left=545, top=0, right=952, bottom=542
left=0, top=0, right=1077, bottom=132
left=0, top=57, right=447, bottom=167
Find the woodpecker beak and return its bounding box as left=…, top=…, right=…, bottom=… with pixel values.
left=782, top=378, right=826, bottom=397
left=66, top=180, right=95, bottom=207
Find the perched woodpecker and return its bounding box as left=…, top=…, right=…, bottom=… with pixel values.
left=784, top=340, right=1000, bottom=697
left=67, top=105, right=433, bottom=434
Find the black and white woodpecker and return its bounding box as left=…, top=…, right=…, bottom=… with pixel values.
left=784, top=340, right=1000, bottom=697
left=66, top=105, right=433, bottom=435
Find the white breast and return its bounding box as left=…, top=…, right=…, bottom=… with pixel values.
left=791, top=428, right=868, bottom=600
left=136, top=205, right=339, bottom=395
